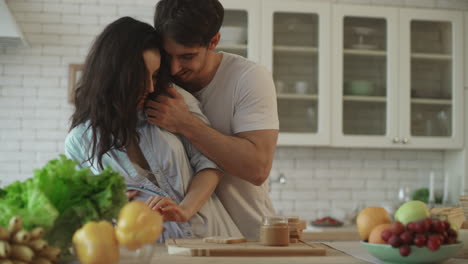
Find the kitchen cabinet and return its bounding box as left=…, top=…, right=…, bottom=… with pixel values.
left=217, top=0, right=261, bottom=63
left=331, top=5, right=399, bottom=148
left=262, top=1, right=332, bottom=146
left=218, top=2, right=464, bottom=149
left=332, top=5, right=464, bottom=149
left=219, top=0, right=332, bottom=146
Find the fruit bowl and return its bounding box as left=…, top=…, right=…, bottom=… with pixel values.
left=361, top=241, right=463, bottom=264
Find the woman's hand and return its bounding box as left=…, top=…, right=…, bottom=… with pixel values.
left=126, top=190, right=140, bottom=201
left=146, top=196, right=191, bottom=222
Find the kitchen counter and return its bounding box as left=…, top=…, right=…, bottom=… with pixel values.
left=147, top=242, right=368, bottom=264
left=146, top=242, right=468, bottom=264
left=303, top=224, right=361, bottom=241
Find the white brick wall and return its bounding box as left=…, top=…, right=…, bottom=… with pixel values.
left=0, top=0, right=466, bottom=222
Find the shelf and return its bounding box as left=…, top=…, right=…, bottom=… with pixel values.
left=277, top=93, right=318, bottom=100
left=343, top=49, right=386, bottom=57
left=274, top=45, right=318, bottom=53
left=217, top=43, right=247, bottom=50
left=411, top=98, right=452, bottom=105
left=343, top=95, right=387, bottom=103
left=411, top=53, right=452, bottom=61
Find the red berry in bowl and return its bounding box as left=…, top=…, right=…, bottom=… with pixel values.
left=381, top=229, right=393, bottom=242
left=400, top=231, right=413, bottom=244
left=413, top=233, right=427, bottom=247
left=388, top=235, right=403, bottom=248
left=442, top=221, right=450, bottom=231
left=431, top=220, right=445, bottom=233
left=414, top=221, right=426, bottom=233
left=427, top=236, right=441, bottom=251
left=391, top=221, right=405, bottom=235
left=423, top=217, right=432, bottom=229
left=399, top=244, right=411, bottom=257
left=407, top=222, right=417, bottom=232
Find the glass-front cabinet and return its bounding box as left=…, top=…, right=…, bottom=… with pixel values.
left=399, top=9, right=463, bottom=149
left=333, top=5, right=464, bottom=149
left=332, top=6, right=399, bottom=147
left=218, top=1, right=464, bottom=149
left=218, top=0, right=260, bottom=62
left=262, top=1, right=331, bottom=146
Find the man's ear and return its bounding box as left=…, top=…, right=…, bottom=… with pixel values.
left=208, top=32, right=221, bottom=50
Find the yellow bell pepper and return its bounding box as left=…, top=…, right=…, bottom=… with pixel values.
left=116, top=200, right=163, bottom=250
left=72, top=221, right=119, bottom=264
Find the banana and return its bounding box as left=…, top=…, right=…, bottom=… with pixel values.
left=10, top=245, right=34, bottom=263
left=8, top=217, right=22, bottom=234
left=11, top=231, right=30, bottom=245
left=31, top=257, right=52, bottom=264
left=38, top=247, right=60, bottom=262
left=29, top=228, right=45, bottom=241
left=11, top=261, right=27, bottom=264
left=0, top=227, right=10, bottom=241
left=28, top=240, right=48, bottom=252
left=0, top=240, right=11, bottom=258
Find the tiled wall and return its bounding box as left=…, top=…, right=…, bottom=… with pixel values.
left=270, top=147, right=448, bottom=221
left=0, top=0, right=467, bottom=221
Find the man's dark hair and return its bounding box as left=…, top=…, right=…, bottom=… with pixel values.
left=70, top=17, right=171, bottom=169
left=154, top=0, right=224, bottom=46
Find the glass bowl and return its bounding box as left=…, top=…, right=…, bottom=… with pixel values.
left=119, top=243, right=157, bottom=264
left=361, top=241, right=463, bottom=264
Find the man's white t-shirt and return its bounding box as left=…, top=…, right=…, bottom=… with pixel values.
left=193, top=52, right=279, bottom=239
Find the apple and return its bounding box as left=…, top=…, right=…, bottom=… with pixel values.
left=394, top=201, right=430, bottom=225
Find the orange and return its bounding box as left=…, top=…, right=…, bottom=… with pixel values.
left=356, top=207, right=391, bottom=241
left=368, top=223, right=392, bottom=244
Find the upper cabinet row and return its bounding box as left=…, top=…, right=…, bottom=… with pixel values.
left=218, top=0, right=464, bottom=149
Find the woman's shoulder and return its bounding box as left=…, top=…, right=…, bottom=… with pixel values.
left=65, top=123, right=92, bottom=146
left=172, top=85, right=210, bottom=125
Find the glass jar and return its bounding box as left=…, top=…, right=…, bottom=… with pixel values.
left=259, top=216, right=289, bottom=246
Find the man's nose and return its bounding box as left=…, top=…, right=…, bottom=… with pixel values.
left=171, top=58, right=182, bottom=75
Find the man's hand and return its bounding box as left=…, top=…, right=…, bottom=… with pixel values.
left=145, top=87, right=193, bottom=134
left=146, top=196, right=190, bottom=222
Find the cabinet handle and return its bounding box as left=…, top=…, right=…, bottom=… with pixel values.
left=402, top=138, right=409, bottom=144
left=393, top=137, right=400, bottom=143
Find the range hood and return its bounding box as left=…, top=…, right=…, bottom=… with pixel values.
left=0, top=0, right=27, bottom=46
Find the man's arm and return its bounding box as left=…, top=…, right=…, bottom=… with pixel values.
left=147, top=168, right=222, bottom=221
left=145, top=87, right=278, bottom=186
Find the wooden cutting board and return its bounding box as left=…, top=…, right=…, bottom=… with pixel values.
left=166, top=238, right=326, bottom=257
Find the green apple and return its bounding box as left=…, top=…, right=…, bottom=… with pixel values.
left=394, top=200, right=430, bottom=225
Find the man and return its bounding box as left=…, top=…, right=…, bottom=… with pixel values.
left=147, top=0, right=279, bottom=239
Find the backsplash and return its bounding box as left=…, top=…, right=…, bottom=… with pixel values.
left=1, top=0, right=467, bottom=222
left=269, top=147, right=448, bottom=221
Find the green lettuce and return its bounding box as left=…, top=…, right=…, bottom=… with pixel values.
left=0, top=155, right=128, bottom=250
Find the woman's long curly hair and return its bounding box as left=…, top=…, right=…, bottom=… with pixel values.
left=70, top=17, right=171, bottom=169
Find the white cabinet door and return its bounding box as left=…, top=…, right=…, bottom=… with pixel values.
left=262, top=0, right=331, bottom=146
left=218, top=0, right=261, bottom=62
left=399, top=9, right=464, bottom=149
left=331, top=5, right=399, bottom=148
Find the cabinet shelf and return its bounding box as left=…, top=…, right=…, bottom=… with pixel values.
left=277, top=93, right=318, bottom=100
left=411, top=53, right=452, bottom=61
left=217, top=44, right=247, bottom=50
left=343, top=49, right=386, bottom=57
left=343, top=95, right=387, bottom=103
left=411, top=98, right=452, bottom=105
left=274, top=45, right=318, bottom=53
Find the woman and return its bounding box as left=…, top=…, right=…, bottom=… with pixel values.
left=64, top=17, right=241, bottom=240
